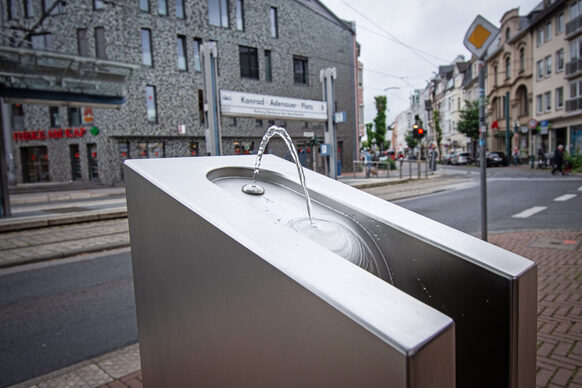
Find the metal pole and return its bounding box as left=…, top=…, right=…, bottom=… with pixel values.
left=478, top=60, right=487, bottom=241
left=505, top=91, right=510, bottom=164
left=321, top=68, right=337, bottom=179
left=202, top=42, right=221, bottom=156
left=0, top=103, right=10, bottom=217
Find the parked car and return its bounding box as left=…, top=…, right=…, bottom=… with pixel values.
left=452, top=152, right=472, bottom=165
left=442, top=153, right=456, bottom=164
left=494, top=151, right=509, bottom=166
left=475, top=152, right=504, bottom=167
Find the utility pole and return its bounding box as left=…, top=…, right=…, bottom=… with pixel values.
left=0, top=104, right=10, bottom=217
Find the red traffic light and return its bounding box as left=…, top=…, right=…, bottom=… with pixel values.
left=418, top=128, right=424, bottom=135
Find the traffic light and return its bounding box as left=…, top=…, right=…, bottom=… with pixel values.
left=413, top=124, right=419, bottom=139
left=417, top=127, right=425, bottom=139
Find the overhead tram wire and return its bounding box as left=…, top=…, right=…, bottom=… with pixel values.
left=341, top=1, right=440, bottom=68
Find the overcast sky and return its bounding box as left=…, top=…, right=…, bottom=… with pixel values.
left=320, top=0, right=544, bottom=125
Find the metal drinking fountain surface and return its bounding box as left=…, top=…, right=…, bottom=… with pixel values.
left=125, top=148, right=536, bottom=387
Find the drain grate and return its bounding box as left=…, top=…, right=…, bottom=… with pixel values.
left=529, top=238, right=580, bottom=251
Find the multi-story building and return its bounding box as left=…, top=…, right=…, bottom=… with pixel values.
left=0, top=0, right=360, bottom=185
left=486, top=7, right=536, bottom=157
left=532, top=0, right=582, bottom=155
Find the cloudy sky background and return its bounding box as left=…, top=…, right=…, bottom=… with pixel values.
left=320, top=0, right=544, bottom=125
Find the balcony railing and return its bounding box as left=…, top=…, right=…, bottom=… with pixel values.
left=565, top=97, right=582, bottom=112
left=566, top=58, right=582, bottom=78
left=566, top=14, right=582, bottom=37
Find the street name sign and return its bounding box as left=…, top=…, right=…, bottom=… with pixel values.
left=220, top=90, right=327, bottom=121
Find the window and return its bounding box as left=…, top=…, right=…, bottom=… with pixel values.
left=70, top=144, right=82, bottom=181
left=570, top=79, right=582, bottom=99
left=493, top=65, right=498, bottom=85
left=141, top=29, right=153, bottom=66
left=571, top=37, right=582, bottom=61
left=545, top=21, right=552, bottom=41
left=95, top=27, right=106, bottom=59
left=146, top=85, right=157, bottom=123
left=505, top=28, right=510, bottom=41
left=556, top=49, right=564, bottom=73
left=158, top=0, right=167, bottom=15
left=175, top=0, right=184, bottom=18
left=11, top=104, right=25, bottom=131
left=557, top=13, right=564, bottom=34
left=193, top=38, right=202, bottom=71
left=7, top=0, right=17, bottom=19
left=537, top=60, right=543, bottom=80
left=49, top=106, right=60, bottom=127
left=94, top=0, right=104, bottom=10
left=505, top=56, right=511, bottom=79
left=77, top=29, right=88, bottom=56
left=235, top=0, right=244, bottom=31
left=177, top=35, right=187, bottom=70
left=43, top=0, right=65, bottom=15
left=571, top=1, right=581, bottom=21
left=256, top=119, right=263, bottom=127
left=147, top=142, right=164, bottom=158
left=68, top=107, right=81, bottom=126
left=556, top=87, right=564, bottom=109
left=536, top=94, right=543, bottom=114
left=239, top=46, right=258, bottom=79
left=520, top=47, right=525, bottom=72
left=545, top=55, right=552, bottom=77
left=270, top=7, right=278, bottom=38
left=198, top=90, right=205, bottom=124
left=537, top=27, right=544, bottom=46
left=139, top=0, right=149, bottom=12
left=208, top=0, right=229, bottom=27
left=24, top=0, right=34, bottom=17
left=293, top=56, right=308, bottom=84
left=544, top=91, right=551, bottom=112
left=30, top=33, right=53, bottom=50
left=265, top=49, right=272, bottom=82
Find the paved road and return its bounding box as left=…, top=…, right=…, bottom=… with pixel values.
left=385, top=167, right=582, bottom=235
left=0, top=249, right=137, bottom=387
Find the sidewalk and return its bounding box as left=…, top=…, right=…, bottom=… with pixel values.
left=8, top=228, right=581, bottom=388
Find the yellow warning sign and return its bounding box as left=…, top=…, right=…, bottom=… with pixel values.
left=468, top=24, right=491, bottom=49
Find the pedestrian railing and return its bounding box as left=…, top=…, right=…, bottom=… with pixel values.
left=352, top=160, right=429, bottom=179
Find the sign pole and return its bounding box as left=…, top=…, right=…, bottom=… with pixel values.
left=202, top=42, right=222, bottom=156
left=321, top=68, right=337, bottom=180
left=478, top=60, right=487, bottom=241
left=464, top=15, right=498, bottom=242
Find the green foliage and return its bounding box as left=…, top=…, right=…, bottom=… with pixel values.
left=361, top=122, right=374, bottom=149
left=405, top=131, right=418, bottom=148
left=565, top=152, right=582, bottom=172
left=457, top=100, right=480, bottom=140
left=373, top=96, right=387, bottom=151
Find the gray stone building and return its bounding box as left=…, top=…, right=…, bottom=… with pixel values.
left=0, top=0, right=359, bottom=185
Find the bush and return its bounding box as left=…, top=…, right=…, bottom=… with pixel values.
left=565, top=152, right=582, bottom=172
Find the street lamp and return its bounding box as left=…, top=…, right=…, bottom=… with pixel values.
left=383, top=87, right=400, bottom=91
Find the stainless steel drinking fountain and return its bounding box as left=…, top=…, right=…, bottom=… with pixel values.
left=125, top=154, right=536, bottom=388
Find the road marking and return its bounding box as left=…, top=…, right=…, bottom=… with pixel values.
left=554, top=194, right=577, bottom=202
left=578, top=185, right=582, bottom=191
left=512, top=206, right=547, bottom=218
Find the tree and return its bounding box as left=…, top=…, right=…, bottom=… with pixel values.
left=373, top=96, right=388, bottom=151
left=457, top=100, right=480, bottom=158
left=432, top=109, right=443, bottom=160
left=361, top=122, right=374, bottom=149
left=405, top=131, right=418, bottom=149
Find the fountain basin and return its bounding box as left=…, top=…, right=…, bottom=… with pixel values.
left=125, top=155, right=536, bottom=388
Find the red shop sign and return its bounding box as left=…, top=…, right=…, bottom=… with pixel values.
left=13, top=127, right=87, bottom=142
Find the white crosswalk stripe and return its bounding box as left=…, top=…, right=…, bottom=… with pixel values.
left=554, top=194, right=577, bottom=202
left=512, top=206, right=547, bottom=218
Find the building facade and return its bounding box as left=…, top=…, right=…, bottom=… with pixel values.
left=1, top=0, right=360, bottom=185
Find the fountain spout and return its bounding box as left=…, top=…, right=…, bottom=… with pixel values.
left=242, top=125, right=313, bottom=223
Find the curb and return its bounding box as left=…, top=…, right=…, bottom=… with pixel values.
left=0, top=208, right=128, bottom=233
left=0, top=242, right=130, bottom=269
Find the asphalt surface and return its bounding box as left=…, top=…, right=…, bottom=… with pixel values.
left=0, top=249, right=137, bottom=387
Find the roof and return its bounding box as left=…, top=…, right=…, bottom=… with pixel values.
left=294, top=0, right=355, bottom=33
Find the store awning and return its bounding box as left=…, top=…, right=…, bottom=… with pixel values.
left=0, top=46, right=138, bottom=109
